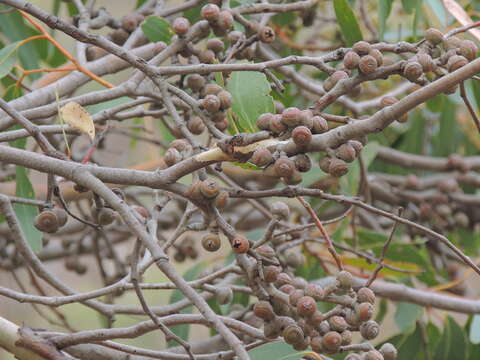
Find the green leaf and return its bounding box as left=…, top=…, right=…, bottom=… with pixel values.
left=341, top=141, right=379, bottom=195
left=470, top=315, right=480, bottom=344
left=448, top=316, right=468, bottom=360
left=272, top=12, right=296, bottom=27
left=379, top=0, right=394, bottom=40
left=402, top=0, right=418, bottom=14
left=0, top=7, right=41, bottom=78
left=141, top=16, right=174, bottom=44
left=394, top=302, right=423, bottom=333
left=333, top=0, right=363, bottom=46
left=0, top=42, right=19, bottom=79
left=434, top=318, right=452, bottom=360
left=232, top=162, right=262, bottom=171
left=394, top=325, right=423, bottom=360
left=13, top=166, right=42, bottom=252
left=375, top=298, right=388, bottom=324
left=432, top=98, right=457, bottom=157
left=10, top=131, right=42, bottom=252
left=167, top=262, right=205, bottom=346
left=9, top=135, right=42, bottom=252
left=226, top=70, right=274, bottom=133
left=249, top=341, right=297, bottom=360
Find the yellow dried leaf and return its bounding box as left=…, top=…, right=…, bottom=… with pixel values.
left=60, top=101, right=95, bottom=141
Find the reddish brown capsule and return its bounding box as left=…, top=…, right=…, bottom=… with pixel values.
left=403, top=61, right=423, bottom=81
left=251, top=147, right=273, bottom=167
left=360, top=320, right=380, bottom=340
left=269, top=114, right=288, bottom=134
left=459, top=39, right=479, bottom=61
left=258, top=26, right=275, bottom=43
left=322, top=331, right=342, bottom=352
left=256, top=113, right=274, bottom=130
left=215, top=191, right=229, bottom=209
left=232, top=235, right=250, bottom=254
left=172, top=17, right=190, bottom=35
left=319, top=156, right=332, bottom=173
left=202, top=94, right=221, bottom=113
left=417, top=52, right=435, bottom=72
left=203, top=83, right=223, bottom=96
left=305, top=284, right=324, bottom=300
left=359, top=55, right=378, bottom=74
left=292, top=126, right=312, bottom=146
left=328, top=158, right=349, bottom=177
left=187, top=117, right=205, bottom=135
left=253, top=300, right=275, bottom=321
left=369, top=49, right=384, bottom=66
left=170, top=139, right=191, bottom=152
left=217, top=90, right=232, bottom=110
left=201, top=233, right=221, bottom=252
left=53, top=208, right=68, bottom=227
left=215, top=118, right=229, bottom=131
left=283, top=324, right=304, bottom=345
left=34, top=210, right=59, bottom=233
left=200, top=179, right=220, bottom=199
left=274, top=156, right=295, bottom=178
left=312, top=115, right=328, bottom=134
left=425, top=28, right=443, bottom=45
left=356, top=302, right=374, bottom=322
left=164, top=147, right=182, bottom=167
left=207, top=38, right=225, bottom=53
left=335, top=143, right=357, bottom=163
left=296, top=296, right=317, bottom=316
left=357, top=287, right=376, bottom=304
left=201, top=3, right=220, bottom=22
left=199, top=49, right=216, bottom=64
left=294, top=154, right=312, bottom=172
left=329, top=315, right=348, bottom=332
left=279, top=284, right=296, bottom=294
left=343, top=51, right=361, bottom=69
left=323, top=71, right=348, bottom=91
left=264, top=265, right=281, bottom=282
left=186, top=74, right=206, bottom=92
left=289, top=289, right=305, bottom=306
left=352, top=41, right=371, bottom=55
left=281, top=107, right=302, bottom=127
left=447, top=55, right=468, bottom=72
left=218, top=10, right=233, bottom=30
left=275, top=272, right=292, bottom=286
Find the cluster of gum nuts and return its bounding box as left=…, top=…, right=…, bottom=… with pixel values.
left=254, top=107, right=364, bottom=180
left=253, top=270, right=397, bottom=360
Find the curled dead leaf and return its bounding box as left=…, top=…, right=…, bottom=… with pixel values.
left=59, top=101, right=95, bottom=141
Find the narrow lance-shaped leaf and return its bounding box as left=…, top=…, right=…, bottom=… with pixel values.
left=333, top=0, right=363, bottom=46
left=10, top=135, right=42, bottom=252
left=379, top=0, right=394, bottom=40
